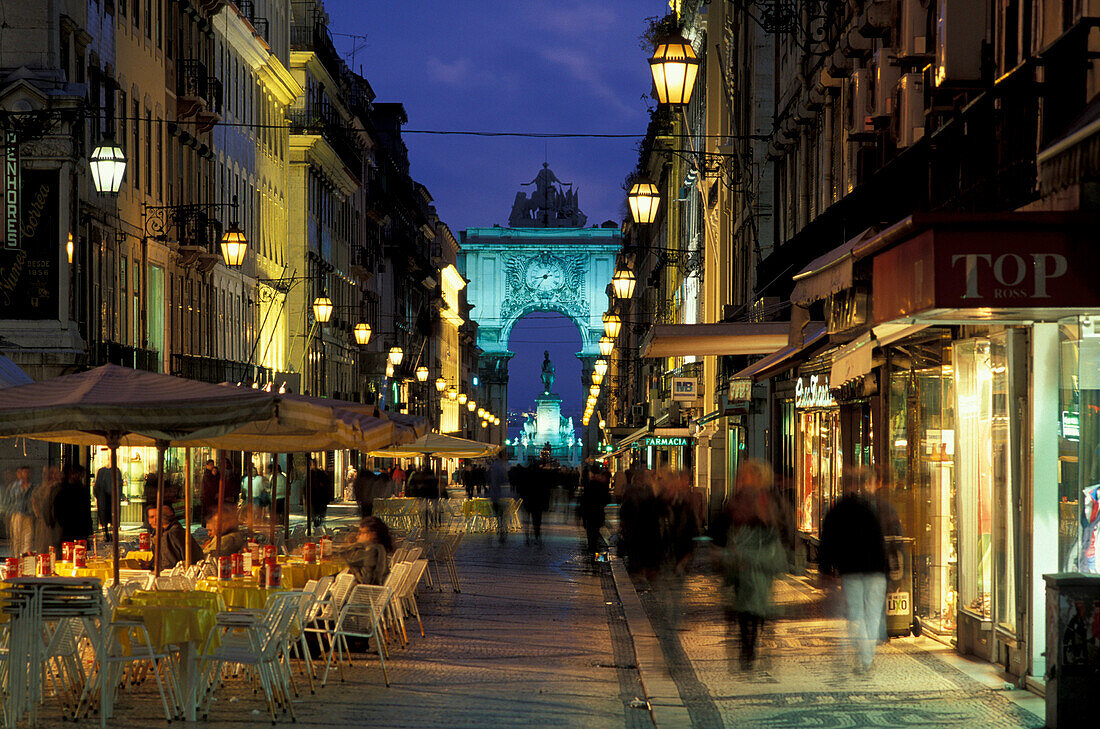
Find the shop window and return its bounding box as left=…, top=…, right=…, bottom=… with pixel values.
left=796, top=407, right=841, bottom=536
left=1058, top=317, right=1100, bottom=574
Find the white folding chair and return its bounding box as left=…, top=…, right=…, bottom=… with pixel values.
left=322, top=585, right=390, bottom=687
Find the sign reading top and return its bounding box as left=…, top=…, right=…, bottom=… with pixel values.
left=872, top=217, right=1100, bottom=322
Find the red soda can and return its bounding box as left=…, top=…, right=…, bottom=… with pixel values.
left=36, top=554, right=50, bottom=577
left=138, top=533, right=150, bottom=550
left=73, top=545, right=87, bottom=568
left=264, top=559, right=281, bottom=588
left=61, top=542, right=74, bottom=562
left=76, top=540, right=86, bottom=549
left=4, top=557, right=19, bottom=579
left=263, top=544, right=276, bottom=563
left=230, top=552, right=244, bottom=577
left=243, top=551, right=253, bottom=573
left=217, top=555, right=232, bottom=580
left=319, top=536, right=332, bottom=560
left=302, top=542, right=316, bottom=564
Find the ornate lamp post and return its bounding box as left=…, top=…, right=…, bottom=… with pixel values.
left=649, top=34, right=699, bottom=106
left=89, top=139, right=128, bottom=194
left=353, top=322, right=372, bottom=345
left=627, top=180, right=660, bottom=225
left=612, top=267, right=637, bottom=299
left=311, top=295, right=333, bottom=324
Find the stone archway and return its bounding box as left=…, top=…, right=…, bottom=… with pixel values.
left=459, top=165, right=621, bottom=457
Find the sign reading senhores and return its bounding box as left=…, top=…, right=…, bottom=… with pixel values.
left=672, top=377, right=698, bottom=401
left=4, top=130, right=18, bottom=248
left=795, top=374, right=836, bottom=409
left=0, top=168, right=58, bottom=319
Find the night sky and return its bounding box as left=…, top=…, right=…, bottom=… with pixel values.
left=324, top=0, right=660, bottom=427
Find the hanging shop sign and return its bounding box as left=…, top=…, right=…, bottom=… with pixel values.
left=3, top=130, right=18, bottom=249
left=795, top=374, right=836, bottom=409
left=672, top=377, right=699, bottom=401
left=0, top=168, right=58, bottom=319
left=639, top=436, right=691, bottom=448
left=728, top=377, right=753, bottom=402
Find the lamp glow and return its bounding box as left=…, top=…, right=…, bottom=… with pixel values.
left=592, top=371, right=604, bottom=385
left=594, top=359, right=608, bottom=377
left=89, top=139, right=127, bottom=194
left=312, top=295, right=333, bottom=323
left=66, top=233, right=74, bottom=265
left=415, top=366, right=429, bottom=382
left=385, top=362, right=394, bottom=378
left=353, top=322, right=372, bottom=345
left=603, top=312, right=622, bottom=339
left=612, top=267, right=637, bottom=298
left=589, top=384, right=601, bottom=397
left=458, top=392, right=468, bottom=405
left=649, top=34, right=699, bottom=105
left=435, top=377, right=447, bottom=392
left=467, top=400, right=476, bottom=412
left=220, top=222, right=247, bottom=266
left=599, top=336, right=614, bottom=357
left=627, top=179, right=660, bottom=225
left=388, top=346, right=404, bottom=366
left=447, top=387, right=458, bottom=400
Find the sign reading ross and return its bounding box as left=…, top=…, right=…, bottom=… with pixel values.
left=794, top=374, right=836, bottom=409
left=672, top=377, right=698, bottom=401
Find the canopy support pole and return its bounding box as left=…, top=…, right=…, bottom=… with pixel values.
left=306, top=455, right=313, bottom=537
left=284, top=454, right=292, bottom=542
left=216, top=450, right=225, bottom=555
left=109, top=435, right=121, bottom=585
left=183, top=447, right=192, bottom=567
left=269, top=453, right=277, bottom=547
left=153, top=440, right=167, bottom=578
left=246, top=452, right=254, bottom=534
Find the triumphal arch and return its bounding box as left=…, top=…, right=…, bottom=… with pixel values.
left=459, top=164, right=621, bottom=453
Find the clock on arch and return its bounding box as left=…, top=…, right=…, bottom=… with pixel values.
left=524, top=253, right=566, bottom=293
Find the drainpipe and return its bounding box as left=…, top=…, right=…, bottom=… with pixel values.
left=822, top=96, right=834, bottom=211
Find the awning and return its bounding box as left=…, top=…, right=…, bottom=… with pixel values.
left=732, top=324, right=829, bottom=381
left=829, top=323, right=930, bottom=386
left=0, top=356, right=33, bottom=388
left=790, top=227, right=879, bottom=306
left=1038, top=94, right=1100, bottom=197
left=641, top=322, right=789, bottom=358
left=605, top=422, right=652, bottom=459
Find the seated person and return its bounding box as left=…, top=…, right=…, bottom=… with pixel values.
left=202, top=506, right=247, bottom=558
left=148, top=504, right=203, bottom=569
left=335, top=516, right=393, bottom=585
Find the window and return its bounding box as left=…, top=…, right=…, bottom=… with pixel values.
left=118, top=89, right=126, bottom=148
left=144, top=109, right=152, bottom=195
left=156, top=119, right=163, bottom=201
left=131, top=97, right=140, bottom=190
left=155, top=0, right=162, bottom=48
left=145, top=0, right=151, bottom=39
left=132, top=0, right=139, bottom=27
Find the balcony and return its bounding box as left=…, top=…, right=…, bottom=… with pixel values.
left=171, top=353, right=273, bottom=386
left=287, top=102, right=363, bottom=179
left=175, top=59, right=219, bottom=122
left=234, top=1, right=269, bottom=43
left=92, top=342, right=160, bottom=372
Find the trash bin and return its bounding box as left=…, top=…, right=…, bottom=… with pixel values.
left=885, top=536, right=914, bottom=638
left=1044, top=572, right=1100, bottom=729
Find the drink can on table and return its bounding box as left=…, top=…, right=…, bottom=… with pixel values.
left=73, top=545, right=87, bottom=568
left=48, top=546, right=56, bottom=574
left=230, top=552, right=244, bottom=577
left=243, top=551, right=253, bottom=573
left=264, top=559, right=281, bottom=589
left=36, top=553, right=50, bottom=577
left=319, top=535, right=332, bottom=560
left=263, top=544, right=277, bottom=563
left=3, top=557, right=19, bottom=580
left=138, top=532, right=150, bottom=550
left=302, top=542, right=316, bottom=564
left=61, top=542, right=74, bottom=562
left=217, top=556, right=232, bottom=581
left=76, top=540, right=86, bottom=549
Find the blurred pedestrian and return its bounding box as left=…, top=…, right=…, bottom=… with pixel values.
left=308, top=458, right=332, bottom=528
left=32, top=466, right=63, bottom=553
left=580, top=463, right=611, bottom=561
left=199, top=459, right=220, bottom=521
left=7, top=465, right=34, bottom=555
left=54, top=465, right=92, bottom=547
left=336, top=516, right=393, bottom=585
left=93, top=462, right=120, bottom=542
left=148, top=503, right=201, bottom=569
left=202, top=505, right=246, bottom=558
left=619, top=469, right=663, bottom=579
left=523, top=465, right=551, bottom=546
left=720, top=460, right=786, bottom=670
left=488, top=450, right=510, bottom=544
left=819, top=469, right=889, bottom=674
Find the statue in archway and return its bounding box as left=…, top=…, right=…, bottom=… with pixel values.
left=540, top=350, right=555, bottom=394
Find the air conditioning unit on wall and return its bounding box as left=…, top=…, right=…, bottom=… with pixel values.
left=851, top=67, right=873, bottom=132
left=871, top=48, right=899, bottom=119
left=898, top=73, right=925, bottom=147
left=933, top=0, right=990, bottom=87
left=898, top=0, right=929, bottom=59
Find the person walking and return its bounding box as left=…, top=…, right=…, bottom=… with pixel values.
left=93, top=462, right=120, bottom=542
left=819, top=470, right=890, bottom=674
left=580, top=464, right=610, bottom=561
left=54, top=465, right=93, bottom=548
left=199, top=459, right=220, bottom=521
left=32, top=467, right=63, bottom=553
left=7, top=465, right=34, bottom=555
left=488, top=450, right=510, bottom=544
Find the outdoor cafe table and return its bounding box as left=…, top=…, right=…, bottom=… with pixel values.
left=55, top=559, right=147, bottom=581
left=249, top=558, right=344, bottom=589
left=115, top=589, right=223, bottom=722
left=196, top=578, right=284, bottom=610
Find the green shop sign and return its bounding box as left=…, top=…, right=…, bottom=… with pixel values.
left=638, top=436, right=691, bottom=448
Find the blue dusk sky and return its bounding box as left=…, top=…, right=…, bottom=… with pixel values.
left=324, top=1, right=664, bottom=423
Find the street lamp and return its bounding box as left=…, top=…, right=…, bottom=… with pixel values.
left=627, top=179, right=660, bottom=225
left=219, top=221, right=248, bottom=267
left=447, top=386, right=458, bottom=400
left=435, top=377, right=447, bottom=393
left=589, top=384, right=601, bottom=398
left=612, top=267, right=637, bottom=299
left=592, top=371, right=604, bottom=385
left=649, top=34, right=699, bottom=106
left=467, top=400, right=477, bottom=412
left=89, top=138, right=128, bottom=194
left=353, top=322, right=372, bottom=345
left=477, top=408, right=486, bottom=419
left=415, top=366, right=429, bottom=383
left=594, top=359, right=609, bottom=377
left=311, top=295, right=333, bottom=324
left=388, top=346, right=404, bottom=366
left=458, top=392, right=468, bottom=405
left=599, top=336, right=614, bottom=357
left=603, top=313, right=622, bottom=339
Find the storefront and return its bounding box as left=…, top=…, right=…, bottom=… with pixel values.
left=793, top=371, right=841, bottom=540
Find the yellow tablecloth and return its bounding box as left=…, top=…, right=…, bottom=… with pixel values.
left=249, top=560, right=343, bottom=589
left=55, top=559, right=149, bottom=581
left=114, top=590, right=223, bottom=652
left=126, top=550, right=154, bottom=562
left=462, top=499, right=494, bottom=518
left=196, top=579, right=284, bottom=610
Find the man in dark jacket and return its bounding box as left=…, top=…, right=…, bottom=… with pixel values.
left=148, top=504, right=202, bottom=569
left=819, top=471, right=888, bottom=674
left=54, top=465, right=93, bottom=546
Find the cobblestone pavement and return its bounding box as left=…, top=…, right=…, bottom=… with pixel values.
left=32, top=515, right=652, bottom=729
left=630, top=548, right=1045, bottom=729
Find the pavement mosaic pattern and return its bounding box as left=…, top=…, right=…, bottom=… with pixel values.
left=633, top=554, right=1045, bottom=729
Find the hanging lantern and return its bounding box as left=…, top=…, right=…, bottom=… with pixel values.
left=415, top=366, right=429, bottom=382
left=447, top=387, right=458, bottom=400
left=353, top=322, right=372, bottom=345
left=458, top=392, right=468, bottom=405
left=467, top=400, right=477, bottom=412
left=311, top=295, right=333, bottom=324
left=388, top=346, right=404, bottom=366
left=649, top=34, right=699, bottom=105
left=594, top=359, right=608, bottom=377
left=627, top=179, right=660, bottom=225
left=589, top=384, right=600, bottom=398
left=477, top=408, right=486, bottom=419
left=220, top=222, right=248, bottom=266
left=603, top=312, right=622, bottom=339
left=89, top=139, right=128, bottom=194
left=599, top=336, right=614, bottom=357
left=435, top=377, right=447, bottom=392
left=592, top=371, right=604, bottom=385
left=612, top=267, right=637, bottom=299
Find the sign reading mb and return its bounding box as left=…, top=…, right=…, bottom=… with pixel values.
left=672, top=377, right=699, bottom=402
